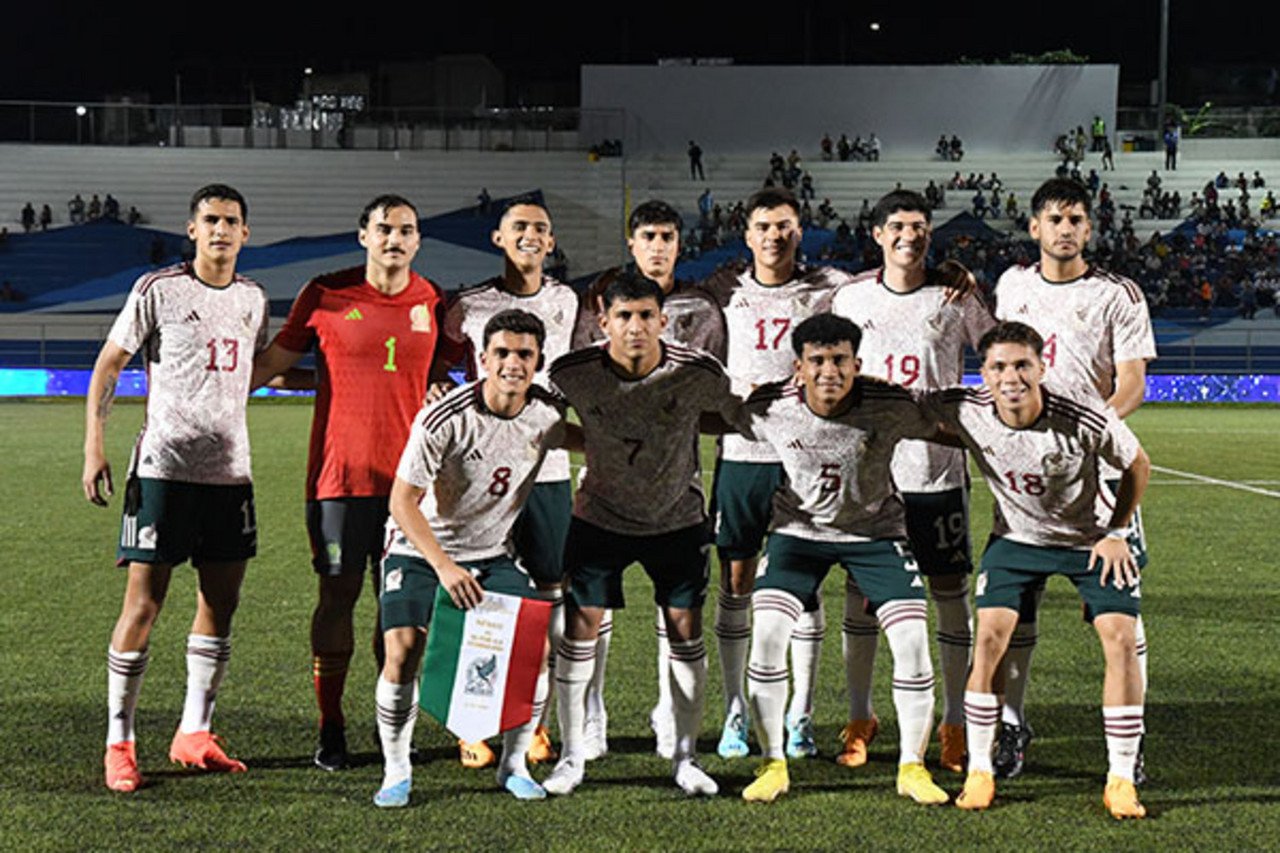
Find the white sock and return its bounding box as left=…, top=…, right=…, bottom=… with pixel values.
left=556, top=638, right=595, bottom=760
left=654, top=607, right=673, bottom=716
left=668, top=636, right=707, bottom=762
left=106, top=646, right=148, bottom=745
left=964, top=691, right=1000, bottom=774
left=715, top=590, right=751, bottom=718
left=748, top=590, right=801, bottom=760
left=1000, top=621, right=1038, bottom=727
left=1134, top=615, right=1148, bottom=693
left=586, top=611, right=611, bottom=719
left=502, top=667, right=549, bottom=779
left=376, top=676, right=417, bottom=788
left=541, top=593, right=564, bottom=728
left=787, top=600, right=825, bottom=721
left=879, top=600, right=934, bottom=765
left=931, top=580, right=973, bottom=726
left=179, top=634, right=231, bottom=734
left=843, top=578, right=879, bottom=720
left=1103, top=704, right=1144, bottom=781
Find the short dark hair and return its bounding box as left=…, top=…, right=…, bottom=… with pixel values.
left=601, top=269, right=665, bottom=310
left=977, top=320, right=1044, bottom=360
left=190, top=184, right=247, bottom=220
left=360, top=194, right=418, bottom=229
left=1030, top=179, right=1092, bottom=216
left=629, top=200, right=683, bottom=236
left=871, top=190, right=932, bottom=228
left=482, top=308, right=546, bottom=352
left=746, top=187, right=801, bottom=219
left=496, top=195, right=551, bottom=230
left=791, top=312, right=862, bottom=357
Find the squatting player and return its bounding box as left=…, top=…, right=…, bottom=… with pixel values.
left=992, top=178, right=1156, bottom=779
left=734, top=313, right=948, bottom=806
left=371, top=309, right=574, bottom=808
left=543, top=272, right=743, bottom=797
left=927, top=321, right=1151, bottom=819
left=85, top=184, right=268, bottom=792
left=832, top=190, right=994, bottom=772
left=572, top=198, right=727, bottom=759
left=252, top=195, right=446, bottom=771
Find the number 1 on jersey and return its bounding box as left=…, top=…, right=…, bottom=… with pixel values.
left=383, top=336, right=397, bottom=372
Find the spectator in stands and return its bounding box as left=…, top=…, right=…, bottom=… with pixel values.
left=697, top=188, right=713, bottom=223
left=924, top=180, right=942, bottom=210
left=1005, top=192, right=1019, bottom=219
left=39, top=204, right=52, bottom=231
left=972, top=188, right=989, bottom=219
left=936, top=135, right=950, bottom=159
left=1252, top=171, right=1266, bottom=189
left=128, top=206, right=143, bottom=226
left=837, top=134, right=852, bottom=162
left=476, top=188, right=492, bottom=216
left=68, top=194, right=86, bottom=225
left=1147, top=170, right=1161, bottom=192
left=1214, top=171, right=1229, bottom=189
left=88, top=194, right=102, bottom=220
left=1091, top=115, right=1107, bottom=151
left=820, top=134, right=834, bottom=161
left=688, top=140, right=705, bottom=180
left=799, top=171, right=815, bottom=201
left=1086, top=169, right=1101, bottom=196
left=948, top=171, right=964, bottom=190
left=866, top=133, right=881, bottom=161
left=769, top=151, right=786, bottom=181
left=856, top=198, right=872, bottom=228
left=1239, top=280, right=1258, bottom=319
left=104, top=194, right=121, bottom=221
left=0, top=227, right=8, bottom=249
left=1073, top=126, right=1087, bottom=166
left=800, top=199, right=814, bottom=227
left=949, top=135, right=964, bottom=161
left=1234, top=172, right=1248, bottom=190
left=817, top=198, right=838, bottom=228
left=21, top=203, right=36, bottom=233
left=1101, top=137, right=1115, bottom=171
left=1162, top=124, right=1179, bottom=170
left=1261, top=191, right=1277, bottom=219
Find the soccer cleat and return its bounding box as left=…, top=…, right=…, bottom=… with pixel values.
left=104, top=741, right=143, bottom=793
left=1134, top=736, right=1148, bottom=786
left=526, top=725, right=558, bottom=764
left=785, top=714, right=818, bottom=759
left=373, top=778, right=411, bottom=808
left=717, top=712, right=751, bottom=759
left=583, top=712, right=609, bottom=761
left=836, top=717, right=879, bottom=768
left=993, top=722, right=1033, bottom=779
left=313, top=721, right=348, bottom=772
left=956, top=770, right=996, bottom=811
left=741, top=759, right=790, bottom=803
left=498, top=771, right=547, bottom=801
left=169, top=730, right=247, bottom=773
left=542, top=757, right=584, bottom=796
left=650, top=704, right=676, bottom=760
left=897, top=762, right=949, bottom=805
left=459, top=739, right=496, bottom=769
left=1103, top=774, right=1147, bottom=820
left=937, top=723, right=966, bottom=773
left=673, top=758, right=719, bottom=797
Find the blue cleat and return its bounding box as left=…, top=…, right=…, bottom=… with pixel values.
left=499, top=772, right=548, bottom=801
left=373, top=778, right=411, bottom=808
left=785, top=714, right=818, bottom=759
left=717, top=712, right=751, bottom=759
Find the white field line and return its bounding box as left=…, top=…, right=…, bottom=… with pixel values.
left=1150, top=479, right=1280, bottom=487
left=1151, top=465, right=1280, bottom=499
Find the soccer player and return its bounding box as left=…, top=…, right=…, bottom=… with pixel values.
left=703, top=187, right=848, bottom=760
left=992, top=178, right=1156, bottom=779
left=372, top=309, right=574, bottom=808
left=432, top=197, right=578, bottom=768
left=831, top=190, right=994, bottom=772
left=735, top=313, right=948, bottom=806
left=571, top=198, right=727, bottom=759
left=928, top=321, right=1150, bottom=819
left=251, top=194, right=446, bottom=771
left=542, top=272, right=743, bottom=797
left=84, top=184, right=268, bottom=792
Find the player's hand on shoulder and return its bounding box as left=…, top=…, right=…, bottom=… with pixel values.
left=439, top=561, right=485, bottom=610
left=936, top=259, right=978, bottom=304
left=426, top=380, right=457, bottom=405
left=1089, top=536, right=1139, bottom=589
left=82, top=451, right=113, bottom=506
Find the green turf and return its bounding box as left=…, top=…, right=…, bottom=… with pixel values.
left=1, top=400, right=1277, bottom=851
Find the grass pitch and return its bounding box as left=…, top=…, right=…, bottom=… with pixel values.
left=1, top=399, right=1277, bottom=851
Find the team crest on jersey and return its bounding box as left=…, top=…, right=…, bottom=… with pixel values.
left=1041, top=450, right=1074, bottom=478
left=409, top=303, right=433, bottom=333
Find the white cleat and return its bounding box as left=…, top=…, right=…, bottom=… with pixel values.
left=542, top=757, right=585, bottom=796
left=674, top=758, right=719, bottom=797
left=583, top=713, right=609, bottom=762
left=650, top=704, right=676, bottom=760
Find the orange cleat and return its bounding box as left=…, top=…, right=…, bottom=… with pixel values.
left=835, top=717, right=879, bottom=768
left=169, top=730, right=247, bottom=773
left=956, top=770, right=995, bottom=811
left=459, top=739, right=496, bottom=769
left=105, top=741, right=143, bottom=792
left=526, top=725, right=558, bottom=764
left=1103, top=774, right=1147, bottom=820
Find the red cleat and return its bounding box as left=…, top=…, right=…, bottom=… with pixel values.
left=105, top=741, right=143, bottom=792
left=169, top=730, right=247, bottom=773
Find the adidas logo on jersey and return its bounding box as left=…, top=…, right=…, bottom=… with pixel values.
left=465, top=448, right=484, bottom=462
left=861, top=318, right=876, bottom=330
left=184, top=310, right=202, bottom=324
left=344, top=308, right=364, bottom=321
left=1016, top=304, right=1030, bottom=315
left=787, top=438, right=805, bottom=450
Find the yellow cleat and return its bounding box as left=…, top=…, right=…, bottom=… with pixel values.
left=526, top=725, right=558, bottom=764
left=938, top=723, right=967, bottom=773
left=956, top=770, right=995, bottom=811
left=459, top=739, right=496, bottom=769
left=897, top=762, right=949, bottom=805
left=742, top=759, right=790, bottom=803
left=835, top=717, right=878, bottom=768
left=1103, top=774, right=1147, bottom=820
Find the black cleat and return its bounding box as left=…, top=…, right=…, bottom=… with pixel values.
left=314, top=722, right=348, bottom=771
left=1134, top=735, right=1148, bottom=786
left=993, top=722, right=1033, bottom=780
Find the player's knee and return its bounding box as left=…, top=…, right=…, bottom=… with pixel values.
left=317, top=573, right=363, bottom=612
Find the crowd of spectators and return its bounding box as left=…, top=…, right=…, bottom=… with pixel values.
left=820, top=132, right=881, bottom=162
left=936, top=134, right=964, bottom=161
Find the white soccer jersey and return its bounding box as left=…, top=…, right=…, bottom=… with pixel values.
left=108, top=264, right=268, bottom=485
left=994, top=264, right=1156, bottom=405
left=442, top=276, right=578, bottom=482
left=549, top=342, right=742, bottom=536
left=706, top=264, right=847, bottom=463
left=744, top=379, right=938, bottom=543
left=386, top=382, right=566, bottom=563
left=922, top=386, right=1142, bottom=549
left=572, top=275, right=728, bottom=361
left=833, top=268, right=995, bottom=492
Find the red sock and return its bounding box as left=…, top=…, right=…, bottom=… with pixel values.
left=313, top=654, right=350, bottom=728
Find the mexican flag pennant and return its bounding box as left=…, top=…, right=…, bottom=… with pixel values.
left=420, top=587, right=551, bottom=742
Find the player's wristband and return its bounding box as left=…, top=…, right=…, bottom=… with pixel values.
left=1104, top=526, right=1131, bottom=540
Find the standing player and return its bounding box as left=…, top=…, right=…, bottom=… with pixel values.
left=372, top=310, right=573, bottom=807
left=251, top=195, right=445, bottom=771
left=736, top=313, right=948, bottom=806
left=431, top=197, right=578, bottom=768
left=831, top=190, right=993, bottom=772
left=571, top=198, right=727, bottom=759
left=543, top=272, right=743, bottom=797
left=84, top=184, right=267, bottom=792
left=927, top=322, right=1150, bottom=819
left=704, top=188, right=847, bottom=760
left=992, top=178, right=1156, bottom=779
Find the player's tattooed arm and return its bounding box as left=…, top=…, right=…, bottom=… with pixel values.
left=82, top=341, right=133, bottom=506
left=389, top=476, right=485, bottom=609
